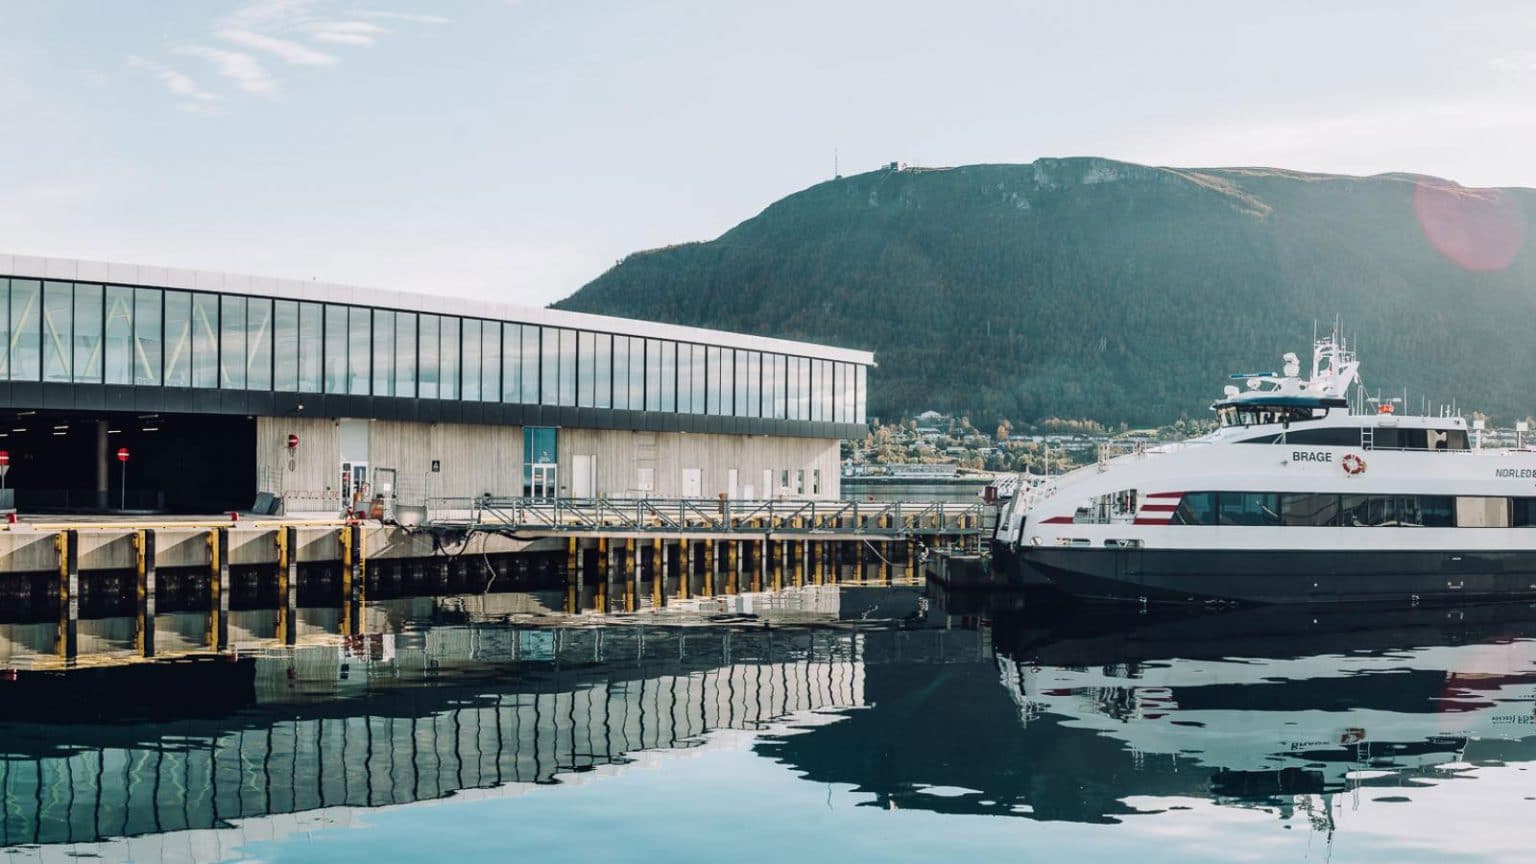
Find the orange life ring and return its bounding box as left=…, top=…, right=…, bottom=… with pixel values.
left=1342, top=453, right=1367, bottom=475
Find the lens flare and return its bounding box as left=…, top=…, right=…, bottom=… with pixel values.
left=1413, top=180, right=1527, bottom=272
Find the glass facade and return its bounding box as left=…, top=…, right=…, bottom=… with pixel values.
left=0, top=278, right=869, bottom=425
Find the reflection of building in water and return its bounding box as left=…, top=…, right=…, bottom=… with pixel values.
left=0, top=623, right=984, bottom=858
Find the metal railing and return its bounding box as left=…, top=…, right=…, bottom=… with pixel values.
left=422, top=496, right=986, bottom=536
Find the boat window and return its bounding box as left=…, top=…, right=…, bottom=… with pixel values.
left=1218, top=492, right=1280, bottom=526
left=1280, top=493, right=1341, bottom=526
left=1168, top=492, right=1464, bottom=527
left=1239, top=426, right=1364, bottom=446
left=1456, top=497, right=1510, bottom=528
left=1367, top=427, right=1468, bottom=451
left=1341, top=494, right=1453, bottom=527
left=1171, top=492, right=1218, bottom=525
left=1513, top=498, right=1536, bottom=527
left=1217, top=405, right=1325, bottom=428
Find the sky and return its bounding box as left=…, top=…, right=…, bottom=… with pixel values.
left=3, top=0, right=1536, bottom=306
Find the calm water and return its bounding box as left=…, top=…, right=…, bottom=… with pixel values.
left=4, top=589, right=1536, bottom=863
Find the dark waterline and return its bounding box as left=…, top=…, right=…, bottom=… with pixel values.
left=3, top=588, right=1536, bottom=862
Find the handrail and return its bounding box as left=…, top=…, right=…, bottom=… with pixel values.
left=420, top=496, right=986, bottom=536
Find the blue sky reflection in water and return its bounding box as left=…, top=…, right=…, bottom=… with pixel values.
left=234, top=732, right=1536, bottom=864
left=4, top=590, right=1536, bottom=863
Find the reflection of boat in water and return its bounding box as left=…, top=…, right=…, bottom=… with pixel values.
left=762, top=602, right=1536, bottom=827
left=994, top=603, right=1536, bottom=805
left=991, top=334, right=1536, bottom=603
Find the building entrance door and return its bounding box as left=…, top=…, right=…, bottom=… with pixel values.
left=530, top=463, right=558, bottom=500
left=340, top=461, right=368, bottom=513
left=571, top=454, right=595, bottom=498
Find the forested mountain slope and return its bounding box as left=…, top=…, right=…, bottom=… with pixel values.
left=555, top=158, right=1536, bottom=425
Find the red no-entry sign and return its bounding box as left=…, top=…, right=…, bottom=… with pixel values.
left=116, top=447, right=130, bottom=463
left=0, top=451, right=10, bottom=466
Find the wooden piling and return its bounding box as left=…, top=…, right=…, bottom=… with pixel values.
left=134, top=528, right=157, bottom=658
left=209, top=527, right=229, bottom=650
left=56, top=530, right=78, bottom=661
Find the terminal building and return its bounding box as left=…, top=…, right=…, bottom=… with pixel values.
left=0, top=254, right=873, bottom=514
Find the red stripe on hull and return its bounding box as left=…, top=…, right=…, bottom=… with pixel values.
left=1041, top=516, right=1075, bottom=524
left=1146, top=492, right=1184, bottom=499
left=1133, top=517, right=1171, bottom=525
left=1140, top=504, right=1178, bottom=512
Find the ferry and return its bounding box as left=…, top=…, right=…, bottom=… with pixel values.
left=991, top=335, right=1536, bottom=604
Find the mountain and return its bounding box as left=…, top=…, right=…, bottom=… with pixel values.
left=553, top=158, right=1536, bottom=426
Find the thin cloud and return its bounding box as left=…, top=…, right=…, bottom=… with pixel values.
left=219, top=28, right=337, bottom=65
left=126, top=55, right=221, bottom=111
left=176, top=45, right=276, bottom=94
left=226, top=0, right=320, bottom=31
left=353, top=10, right=452, bottom=25
left=306, top=20, right=387, bottom=46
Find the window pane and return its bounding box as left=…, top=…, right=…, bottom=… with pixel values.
left=348, top=307, right=370, bottom=395
left=373, top=309, right=396, bottom=397
left=439, top=316, right=459, bottom=400
left=628, top=336, right=645, bottom=410
left=274, top=300, right=298, bottom=391
left=800, top=358, right=812, bottom=420
left=594, top=333, right=611, bottom=409
left=220, top=296, right=246, bottom=389
left=856, top=365, right=867, bottom=423
left=847, top=361, right=860, bottom=421
left=323, top=304, right=348, bottom=393
left=73, top=283, right=102, bottom=383
left=298, top=302, right=322, bottom=393
left=810, top=359, right=822, bottom=422
left=521, top=324, right=539, bottom=403
left=481, top=321, right=499, bottom=402
left=42, top=281, right=71, bottom=382
left=558, top=328, right=576, bottom=407
left=1422, top=496, right=1455, bottom=527
left=676, top=343, right=693, bottom=413
left=245, top=297, right=270, bottom=390
left=164, top=292, right=192, bottom=387
left=541, top=326, right=559, bottom=406
left=0, top=280, right=8, bottom=379
left=1172, top=492, right=1217, bottom=525
left=772, top=355, right=787, bottom=419
left=461, top=318, right=481, bottom=401
left=703, top=346, right=719, bottom=415
left=1280, top=493, right=1339, bottom=527
left=501, top=323, right=520, bottom=402
left=10, top=279, right=39, bottom=381
left=106, top=286, right=136, bottom=385
left=786, top=357, right=801, bottom=420
left=819, top=360, right=833, bottom=422
left=1219, top=492, right=1279, bottom=526
left=577, top=330, right=596, bottom=407
left=195, top=293, right=221, bottom=389
left=734, top=351, right=749, bottom=418
left=135, top=288, right=163, bottom=387
left=417, top=314, right=439, bottom=398
left=396, top=312, right=416, bottom=398
left=611, top=335, right=628, bottom=409
left=644, top=339, right=660, bottom=411
left=196, top=294, right=222, bottom=388
left=656, top=340, right=675, bottom=412
left=746, top=352, right=761, bottom=418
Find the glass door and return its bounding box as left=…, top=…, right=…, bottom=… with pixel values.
left=530, top=463, right=557, bottom=500
left=340, top=461, right=368, bottom=512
